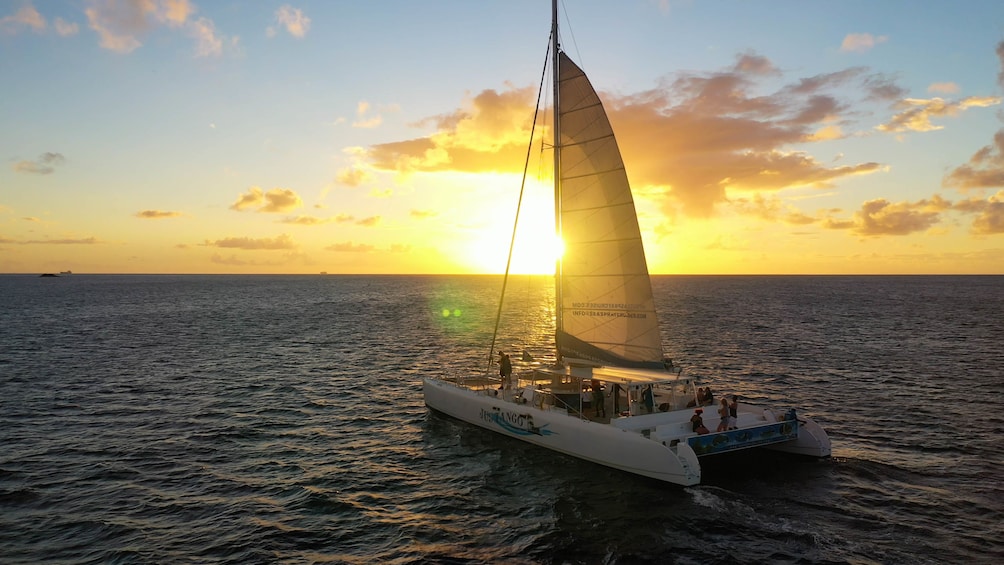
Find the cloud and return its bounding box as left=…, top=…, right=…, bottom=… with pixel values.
left=203, top=234, right=297, bottom=250
left=367, top=84, right=543, bottom=174
left=187, top=16, right=222, bottom=57
left=267, top=4, right=310, bottom=38
left=325, top=241, right=375, bottom=252
left=876, top=96, right=1001, bottom=133
left=24, top=237, right=100, bottom=244
left=953, top=190, right=1004, bottom=234
left=825, top=196, right=950, bottom=236
left=840, top=33, right=888, bottom=53
left=85, top=0, right=232, bottom=57
left=135, top=210, right=183, bottom=219
left=356, top=216, right=381, bottom=227
left=365, top=53, right=897, bottom=217
left=732, top=194, right=817, bottom=225
left=230, top=186, right=303, bottom=213
left=928, top=82, right=959, bottom=94
left=13, top=152, right=65, bottom=174
left=998, top=40, right=1004, bottom=89
left=945, top=129, right=1004, bottom=190
left=0, top=4, right=45, bottom=34
left=337, top=167, right=372, bottom=186
left=278, top=215, right=329, bottom=225
left=353, top=100, right=383, bottom=128
left=410, top=209, right=437, bottom=219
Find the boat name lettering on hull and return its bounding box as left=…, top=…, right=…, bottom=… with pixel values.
left=480, top=408, right=555, bottom=437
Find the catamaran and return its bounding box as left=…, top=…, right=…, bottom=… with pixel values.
left=422, top=1, right=830, bottom=486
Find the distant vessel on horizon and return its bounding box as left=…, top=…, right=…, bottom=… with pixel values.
left=59, top=270, right=72, bottom=275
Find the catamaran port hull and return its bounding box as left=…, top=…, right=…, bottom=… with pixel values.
left=424, top=378, right=702, bottom=486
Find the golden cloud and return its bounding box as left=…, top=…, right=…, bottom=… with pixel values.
left=230, top=186, right=303, bottom=213
left=953, top=191, right=1004, bottom=234
left=367, top=86, right=537, bottom=174
left=337, top=167, right=372, bottom=187
left=364, top=53, right=895, bottom=217
left=848, top=197, right=947, bottom=236
left=877, top=96, right=1001, bottom=133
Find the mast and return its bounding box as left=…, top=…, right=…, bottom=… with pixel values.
left=551, top=0, right=564, bottom=355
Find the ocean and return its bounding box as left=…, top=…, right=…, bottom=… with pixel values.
left=1, top=274, right=1001, bottom=564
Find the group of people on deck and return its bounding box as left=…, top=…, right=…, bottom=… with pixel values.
left=690, top=394, right=739, bottom=434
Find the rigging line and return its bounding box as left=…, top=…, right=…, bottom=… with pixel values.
left=485, top=32, right=554, bottom=377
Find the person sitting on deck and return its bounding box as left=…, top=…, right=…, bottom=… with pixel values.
left=691, top=409, right=710, bottom=434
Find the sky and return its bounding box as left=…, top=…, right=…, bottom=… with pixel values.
left=2, top=0, right=1004, bottom=275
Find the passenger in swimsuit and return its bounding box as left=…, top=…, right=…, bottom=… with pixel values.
left=716, top=398, right=730, bottom=432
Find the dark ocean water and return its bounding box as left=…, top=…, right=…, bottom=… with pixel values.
left=1, top=274, right=1002, bottom=564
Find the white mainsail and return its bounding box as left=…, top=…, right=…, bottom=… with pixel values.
left=555, top=52, right=664, bottom=368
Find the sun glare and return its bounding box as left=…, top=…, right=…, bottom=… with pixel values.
left=464, top=179, right=561, bottom=274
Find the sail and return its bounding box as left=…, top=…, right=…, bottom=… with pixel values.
left=555, top=52, right=664, bottom=368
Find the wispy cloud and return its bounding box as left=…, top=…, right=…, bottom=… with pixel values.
left=325, top=241, right=375, bottom=252
left=0, top=4, right=45, bottom=34
left=84, top=0, right=233, bottom=57
left=135, top=210, right=183, bottom=219
left=23, top=237, right=101, bottom=244
left=840, top=33, right=888, bottom=53
left=267, top=5, right=310, bottom=38
left=203, top=234, right=297, bottom=250
left=928, top=82, right=959, bottom=94
left=13, top=152, right=65, bottom=174
left=278, top=215, right=330, bottom=225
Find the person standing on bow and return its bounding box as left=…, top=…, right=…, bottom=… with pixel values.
left=498, top=351, right=513, bottom=388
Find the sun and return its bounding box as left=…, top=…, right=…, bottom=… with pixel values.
left=464, top=179, right=562, bottom=274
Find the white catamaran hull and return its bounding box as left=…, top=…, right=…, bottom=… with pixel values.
left=424, top=378, right=701, bottom=486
